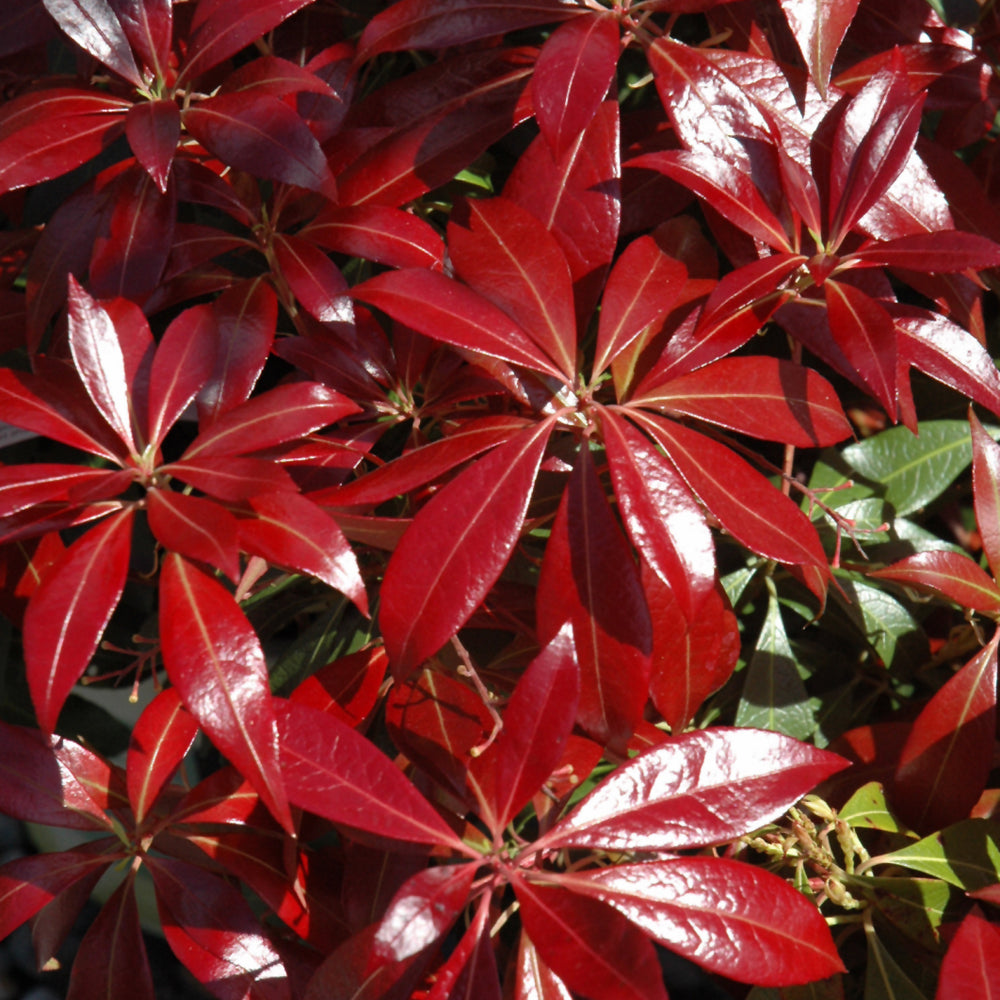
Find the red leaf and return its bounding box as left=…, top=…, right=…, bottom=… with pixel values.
left=66, top=874, right=155, bottom=1000
left=470, top=624, right=579, bottom=834
left=511, top=876, right=668, bottom=1000
left=186, top=383, right=360, bottom=460
left=352, top=269, right=565, bottom=380
left=428, top=893, right=500, bottom=1000
left=24, top=509, right=133, bottom=734
left=513, top=933, right=573, bottom=1000
left=571, top=855, right=845, bottom=984
left=181, top=0, right=314, bottom=82
left=593, top=234, right=687, bottom=377
left=602, top=410, right=714, bottom=622
left=894, top=632, right=999, bottom=832
left=125, top=99, right=180, bottom=193
left=936, top=909, right=1000, bottom=1000
left=146, top=856, right=291, bottom=1000
left=645, top=570, right=739, bottom=734
left=239, top=492, right=368, bottom=614
left=533, top=14, right=618, bottom=158
left=290, top=646, right=388, bottom=728
left=373, top=863, right=477, bottom=962
left=0, top=89, right=129, bottom=194
left=536, top=447, right=651, bottom=751
left=109, top=0, right=172, bottom=81
left=159, top=553, right=293, bottom=834
left=183, top=92, right=337, bottom=199
left=160, top=456, right=296, bottom=503
left=380, top=419, right=554, bottom=675
left=972, top=410, right=1000, bottom=580
left=448, top=197, right=577, bottom=379
left=273, top=233, right=350, bottom=324
left=868, top=550, right=1000, bottom=612
left=851, top=231, right=1000, bottom=272
left=275, top=698, right=469, bottom=851
left=42, top=0, right=142, bottom=85
left=146, top=488, right=240, bottom=582
left=0, top=464, right=122, bottom=518
left=126, top=687, right=199, bottom=826
left=779, top=0, right=860, bottom=97
left=535, top=727, right=848, bottom=852
left=634, top=356, right=852, bottom=448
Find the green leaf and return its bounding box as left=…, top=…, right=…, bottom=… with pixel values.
left=735, top=587, right=815, bottom=739
left=840, top=781, right=907, bottom=833
left=880, top=819, right=1000, bottom=890
left=831, top=577, right=927, bottom=670
left=864, top=928, right=928, bottom=1000
left=861, top=877, right=956, bottom=949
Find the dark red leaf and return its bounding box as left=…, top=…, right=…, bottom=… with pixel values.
left=894, top=632, right=999, bottom=832
left=108, top=0, right=172, bottom=80
left=273, top=233, right=350, bottom=324
left=868, top=550, right=1000, bottom=612
left=146, top=488, right=240, bottom=582
left=24, top=509, right=133, bottom=734
left=533, top=13, right=618, bottom=158
left=535, top=727, right=848, bottom=852
left=779, top=0, right=860, bottom=97
left=511, top=876, right=668, bottom=1000
left=851, top=231, right=1000, bottom=272
left=379, top=419, right=554, bottom=675
left=125, top=99, right=180, bottom=194
left=42, top=0, right=142, bottom=84
left=159, top=553, right=293, bottom=834
left=290, top=646, right=388, bottom=728
left=428, top=893, right=500, bottom=1000
left=972, top=410, right=1000, bottom=580
left=275, top=698, right=469, bottom=851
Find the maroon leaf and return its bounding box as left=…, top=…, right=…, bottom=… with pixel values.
left=894, top=631, right=999, bottom=832
left=24, top=509, right=133, bottom=734
left=291, top=646, right=388, bottom=728
left=147, top=856, right=291, bottom=1000
left=42, top=0, right=142, bottom=85
left=428, top=893, right=500, bottom=1000
left=109, top=0, right=172, bottom=80
left=183, top=92, right=337, bottom=199
left=569, top=855, right=845, bottom=984
left=0, top=89, right=129, bottom=194
left=274, top=698, right=469, bottom=851
left=936, top=909, right=1000, bottom=1000
left=511, top=875, right=668, bottom=1000
left=159, top=553, right=293, bottom=835
left=779, top=0, right=860, bottom=97
left=146, top=488, right=240, bottom=582
left=373, top=863, right=478, bottom=963
left=66, top=873, right=155, bottom=1000
left=125, top=99, right=180, bottom=193
left=239, top=492, right=368, bottom=614
left=972, top=410, right=1000, bottom=580
left=273, top=233, right=350, bottom=324
left=126, top=687, right=199, bottom=826
left=533, top=13, right=618, bottom=158
left=535, top=727, right=848, bottom=852
left=379, top=419, right=554, bottom=675
left=868, top=550, right=1000, bottom=612
left=602, top=410, right=714, bottom=622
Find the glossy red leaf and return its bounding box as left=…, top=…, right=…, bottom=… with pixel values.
left=379, top=419, right=554, bottom=675
left=779, top=0, right=860, bottom=97
left=373, top=863, right=477, bottom=963
left=125, top=99, right=180, bottom=193
left=23, top=509, right=133, bottom=735
left=536, top=447, right=651, bottom=751
left=602, top=410, right=714, bottom=622
left=146, top=488, right=240, bottom=582
left=184, top=92, right=337, bottom=200
left=181, top=0, right=314, bottom=82
left=470, top=624, right=579, bottom=834
left=514, top=933, right=573, bottom=1000
left=0, top=722, right=117, bottom=831
left=593, top=235, right=687, bottom=377
left=428, top=892, right=500, bottom=1000
left=972, top=410, right=1000, bottom=580
left=66, top=276, right=136, bottom=455
left=0, top=464, right=121, bottom=518
left=186, top=383, right=360, bottom=460
left=239, top=492, right=368, bottom=614
left=66, top=873, right=154, bottom=1000
left=147, top=856, right=291, bottom=1000
left=161, top=456, right=296, bottom=503
left=159, top=553, right=293, bottom=834
left=146, top=304, right=215, bottom=451
left=511, top=876, right=668, bottom=1000
left=868, top=550, right=1000, bottom=612
left=632, top=412, right=830, bottom=586
left=126, top=687, right=199, bottom=826
left=290, top=646, right=388, bottom=728
left=572, top=855, right=845, bottom=984
left=936, top=909, right=1000, bottom=1000
left=533, top=13, right=618, bottom=158
left=645, top=570, right=739, bottom=734
left=634, top=356, right=852, bottom=448
left=274, top=698, right=468, bottom=851
left=273, top=233, right=349, bottom=324
left=894, top=631, right=999, bottom=832
left=353, top=269, right=565, bottom=380
left=303, top=204, right=445, bottom=271
left=42, top=0, right=142, bottom=85
left=108, top=0, right=172, bottom=80
left=535, top=727, right=848, bottom=852
left=448, top=197, right=577, bottom=379
left=851, top=230, right=1000, bottom=272
left=0, top=89, right=129, bottom=195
